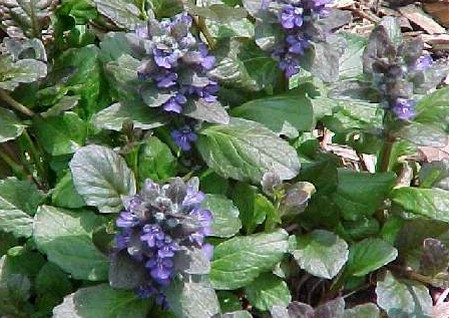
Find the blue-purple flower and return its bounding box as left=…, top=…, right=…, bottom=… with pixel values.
left=113, top=178, right=213, bottom=307
left=411, top=54, right=433, bottom=72
left=171, top=126, right=198, bottom=151
left=281, top=5, right=304, bottom=29
left=263, top=0, right=332, bottom=78
left=392, top=98, right=416, bottom=121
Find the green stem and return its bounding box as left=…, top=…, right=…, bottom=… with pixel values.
left=22, top=130, right=47, bottom=183
left=379, top=139, right=394, bottom=173
left=0, top=150, right=28, bottom=179
left=0, top=89, right=35, bottom=117
left=195, top=16, right=216, bottom=49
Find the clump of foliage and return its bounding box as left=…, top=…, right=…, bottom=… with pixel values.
left=1, top=0, right=449, bottom=317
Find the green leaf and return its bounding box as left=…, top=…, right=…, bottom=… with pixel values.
left=186, top=3, right=247, bottom=22
left=141, top=85, right=175, bottom=107
left=231, top=93, right=314, bottom=136
left=345, top=238, right=398, bottom=277
left=198, top=118, right=300, bottom=183
left=0, top=177, right=43, bottom=238
left=33, top=112, right=87, bottom=156
left=343, top=303, right=380, bottom=318
left=397, top=122, right=448, bottom=148
left=104, top=54, right=140, bottom=101
left=376, top=271, right=432, bottom=318
left=202, top=194, right=242, bottom=238
left=244, top=273, right=291, bottom=311
left=173, top=247, right=211, bottom=275
left=231, top=182, right=268, bottom=234
left=93, top=0, right=144, bottom=29
left=33, top=205, right=109, bottom=281
left=210, top=38, right=280, bottom=92
left=392, top=187, right=449, bottom=222
left=165, top=278, right=220, bottom=318
left=53, top=283, right=151, bottom=318
left=52, top=172, right=86, bottom=209
left=92, top=102, right=165, bottom=132
left=333, top=169, right=396, bottom=221
left=184, top=99, right=230, bottom=125
left=338, top=33, right=367, bottom=80
left=50, top=45, right=102, bottom=117
left=0, top=0, right=57, bottom=38
left=35, top=262, right=73, bottom=314
left=109, top=251, right=148, bottom=289
left=70, top=145, right=136, bottom=213
left=0, top=108, right=24, bottom=143
left=0, top=55, right=47, bottom=91
left=414, top=86, right=449, bottom=131
left=150, top=0, right=183, bottom=18
left=217, top=291, right=242, bottom=312
left=292, top=230, right=348, bottom=279
left=216, top=311, right=253, bottom=318
left=211, top=229, right=289, bottom=289
left=308, top=36, right=344, bottom=83
left=137, top=136, right=176, bottom=183
left=314, top=97, right=383, bottom=131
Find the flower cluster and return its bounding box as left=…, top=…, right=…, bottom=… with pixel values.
left=114, top=177, right=213, bottom=307
left=366, top=34, right=433, bottom=121
left=269, top=0, right=332, bottom=77
left=130, top=13, right=219, bottom=151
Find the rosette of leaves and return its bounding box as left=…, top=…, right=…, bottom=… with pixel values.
left=111, top=177, right=215, bottom=309
left=244, top=0, right=351, bottom=82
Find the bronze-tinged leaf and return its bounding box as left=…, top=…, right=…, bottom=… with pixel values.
left=423, top=2, right=449, bottom=28
left=419, top=238, right=449, bottom=277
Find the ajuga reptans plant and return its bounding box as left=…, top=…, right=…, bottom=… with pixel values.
left=2, top=1, right=449, bottom=318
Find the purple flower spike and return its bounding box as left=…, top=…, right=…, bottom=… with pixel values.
left=392, top=98, right=416, bottom=121
left=153, top=48, right=179, bottom=69
left=154, top=72, right=178, bottom=88
left=157, top=237, right=178, bottom=258
left=171, top=127, right=198, bottom=151
left=141, top=224, right=165, bottom=248
left=146, top=256, right=175, bottom=282
left=163, top=93, right=187, bottom=113
left=190, top=208, right=213, bottom=236
left=182, top=187, right=206, bottom=207
left=286, top=35, right=310, bottom=55
left=279, top=56, right=300, bottom=78
left=116, top=211, right=140, bottom=228
left=280, top=5, right=304, bottom=29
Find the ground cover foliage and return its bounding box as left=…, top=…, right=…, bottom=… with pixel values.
left=1, top=0, right=449, bottom=317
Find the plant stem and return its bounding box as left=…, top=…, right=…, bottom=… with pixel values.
left=379, top=138, right=394, bottom=173
left=0, top=89, right=35, bottom=117
left=22, top=130, right=47, bottom=184
left=0, top=150, right=28, bottom=179
left=195, top=16, right=216, bottom=49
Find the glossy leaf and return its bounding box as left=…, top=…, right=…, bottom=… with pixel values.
left=210, top=229, right=289, bottom=289
left=197, top=118, right=300, bottom=183
left=244, top=273, right=291, bottom=311
left=292, top=230, right=348, bottom=279
left=70, top=145, right=136, bottom=213
left=33, top=205, right=109, bottom=281
left=202, top=194, right=242, bottom=238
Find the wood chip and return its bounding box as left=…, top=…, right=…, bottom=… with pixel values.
left=399, top=4, right=446, bottom=34
left=423, top=2, right=449, bottom=28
